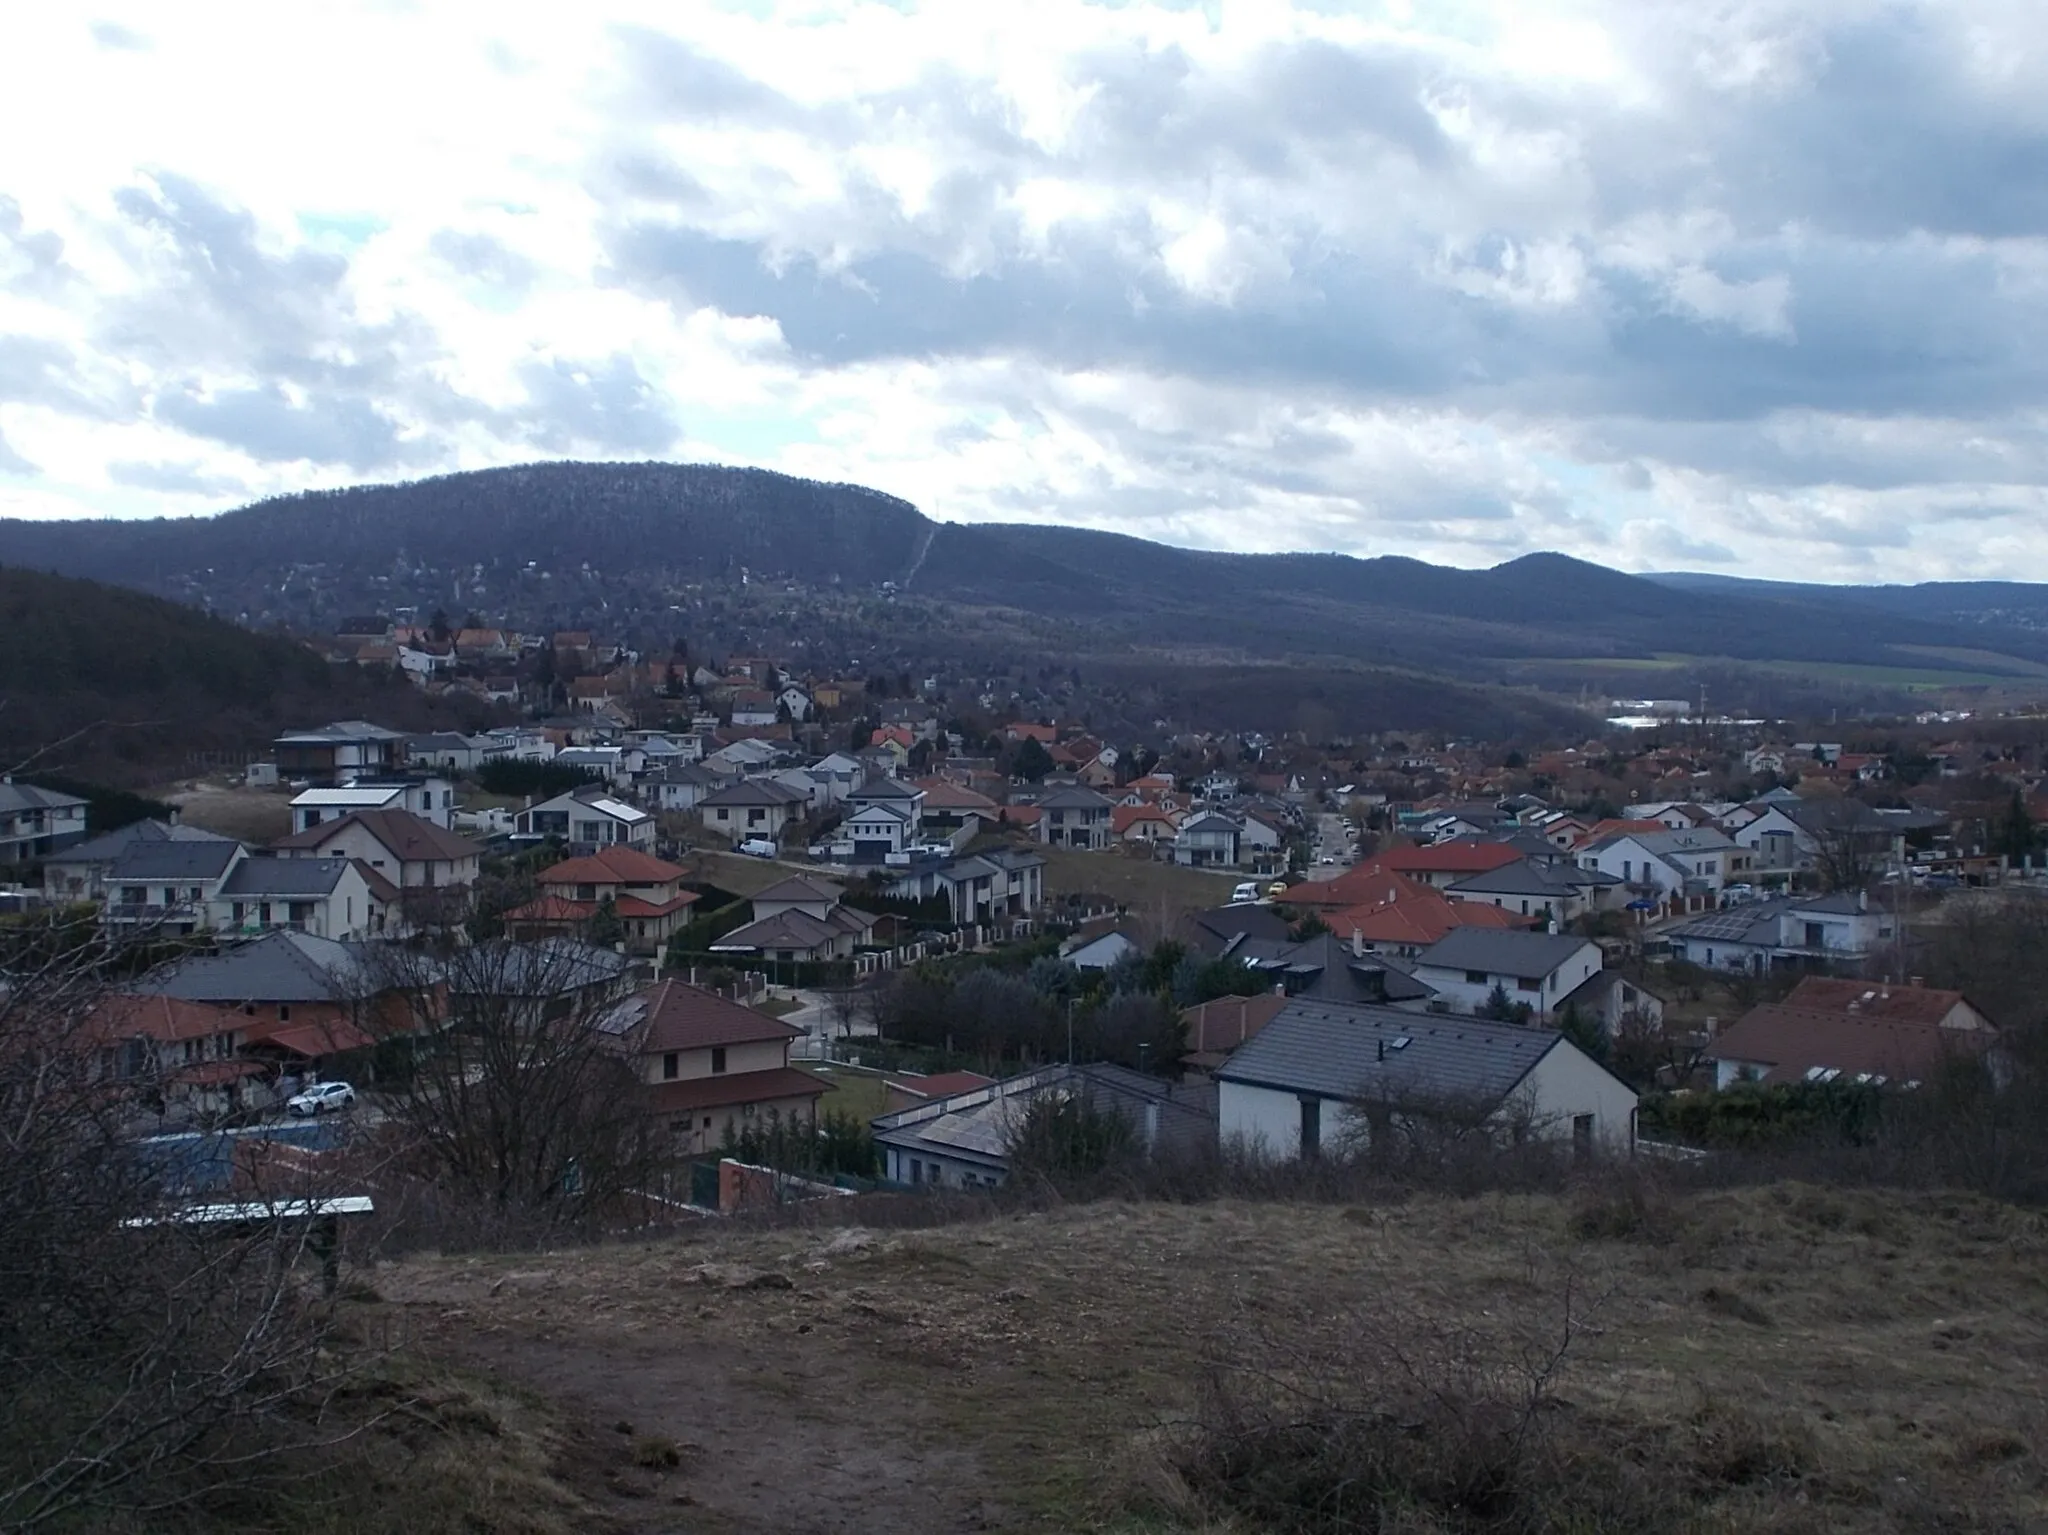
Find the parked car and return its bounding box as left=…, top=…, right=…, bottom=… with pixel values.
left=736, top=838, right=779, bottom=857
left=286, top=1082, right=355, bottom=1117
left=1722, top=883, right=1756, bottom=904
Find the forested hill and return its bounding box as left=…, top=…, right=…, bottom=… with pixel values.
left=0, top=566, right=458, bottom=782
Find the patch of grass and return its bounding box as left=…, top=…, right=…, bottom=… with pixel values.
left=1037, top=843, right=1239, bottom=914
left=806, top=1064, right=892, bottom=1121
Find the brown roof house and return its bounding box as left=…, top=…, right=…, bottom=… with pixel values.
left=504, top=845, right=700, bottom=951
left=709, top=876, right=877, bottom=966
left=1181, top=993, right=1289, bottom=1074
left=1703, top=980, right=1998, bottom=1089
left=607, top=978, right=826, bottom=1157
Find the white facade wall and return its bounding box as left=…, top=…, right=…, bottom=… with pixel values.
left=1218, top=1080, right=1308, bottom=1160
left=1510, top=1042, right=1638, bottom=1151
left=1412, top=944, right=1600, bottom=1020
left=643, top=1039, right=788, bottom=1085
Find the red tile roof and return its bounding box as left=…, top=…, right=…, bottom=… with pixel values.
left=1781, top=977, right=1984, bottom=1027
left=629, top=978, right=803, bottom=1052
left=646, top=1066, right=827, bottom=1114
left=883, top=1070, right=997, bottom=1100
left=1703, top=1005, right=1994, bottom=1086
left=1181, top=994, right=1287, bottom=1062
left=539, top=845, right=689, bottom=886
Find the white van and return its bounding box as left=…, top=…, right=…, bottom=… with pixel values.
left=1231, top=881, right=1262, bottom=905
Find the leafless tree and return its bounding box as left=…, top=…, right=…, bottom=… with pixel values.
left=367, top=930, right=666, bottom=1233
left=0, top=917, right=374, bottom=1530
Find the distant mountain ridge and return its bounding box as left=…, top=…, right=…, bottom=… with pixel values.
left=4, top=462, right=2046, bottom=688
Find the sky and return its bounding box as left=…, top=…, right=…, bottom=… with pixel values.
left=2, top=1, right=2046, bottom=582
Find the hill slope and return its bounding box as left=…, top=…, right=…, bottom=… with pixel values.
left=5, top=461, right=2048, bottom=702
left=0, top=565, right=452, bottom=781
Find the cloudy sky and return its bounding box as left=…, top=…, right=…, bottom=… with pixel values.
left=2, top=1, right=2045, bottom=581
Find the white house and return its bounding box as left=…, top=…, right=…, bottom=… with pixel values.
left=1445, top=858, right=1619, bottom=924
left=517, top=789, right=657, bottom=850
left=210, top=856, right=392, bottom=940
left=697, top=779, right=809, bottom=844
left=844, top=800, right=917, bottom=857
left=101, top=838, right=250, bottom=937
left=271, top=809, right=483, bottom=890
left=1410, top=929, right=1603, bottom=1020
left=0, top=779, right=90, bottom=864
left=290, top=777, right=456, bottom=833
left=1216, top=998, right=1637, bottom=1158
left=1576, top=828, right=1747, bottom=899
left=1662, top=892, right=1897, bottom=972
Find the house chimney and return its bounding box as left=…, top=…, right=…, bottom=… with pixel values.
left=1702, top=1015, right=1718, bottom=1038
left=1351, top=927, right=1364, bottom=957
left=1376, top=1038, right=1386, bottom=1062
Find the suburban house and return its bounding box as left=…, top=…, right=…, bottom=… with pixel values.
left=211, top=856, right=393, bottom=941
left=1575, top=828, right=1748, bottom=902
left=804, top=753, right=866, bottom=808
left=404, top=732, right=497, bottom=773
left=1215, top=999, right=1638, bottom=1159
left=881, top=1069, right=998, bottom=1115
left=606, top=978, right=826, bottom=1158
left=0, top=779, right=89, bottom=864
left=1702, top=979, right=1998, bottom=1089
left=272, top=809, right=483, bottom=891
left=1555, top=970, right=1668, bottom=1040
left=1112, top=804, right=1182, bottom=847
left=914, top=779, right=999, bottom=838
left=43, top=820, right=238, bottom=904
left=1061, top=924, right=1143, bottom=970
left=642, top=763, right=723, bottom=813
left=698, top=779, right=810, bottom=845
left=1662, top=892, right=1897, bottom=972
left=843, top=799, right=919, bottom=857
left=870, top=1063, right=1215, bottom=1188
left=505, top=846, right=701, bottom=952
left=1731, top=797, right=1903, bottom=878
left=1378, top=841, right=1524, bottom=890
left=289, top=777, right=456, bottom=833
left=884, top=847, right=1047, bottom=925
left=102, top=838, right=250, bottom=937
left=1036, top=786, right=1115, bottom=850
left=710, top=876, right=878, bottom=965
left=517, top=788, right=657, bottom=851
left=1410, top=929, right=1603, bottom=1020
left=271, top=722, right=406, bottom=784
left=1220, top=931, right=1437, bottom=1009
left=847, top=777, right=926, bottom=837
left=1445, top=857, right=1620, bottom=924
left=1172, top=811, right=1243, bottom=868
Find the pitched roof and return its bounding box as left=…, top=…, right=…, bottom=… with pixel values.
left=913, top=779, right=999, bottom=813
left=1218, top=999, right=1589, bottom=1113
left=884, top=1070, right=999, bottom=1101
left=712, top=909, right=844, bottom=953
left=133, top=930, right=373, bottom=1004
left=0, top=780, right=88, bottom=813
left=108, top=839, right=245, bottom=882
left=610, top=978, right=804, bottom=1052
left=1780, top=977, right=1983, bottom=1027
left=1181, top=993, right=1289, bottom=1062
left=88, top=993, right=239, bottom=1045
left=1327, top=892, right=1522, bottom=948
left=751, top=875, right=845, bottom=906
left=1702, top=1004, right=1993, bottom=1086
left=1414, top=927, right=1596, bottom=977
left=274, top=808, right=482, bottom=863
left=1278, top=860, right=1436, bottom=909
left=699, top=778, right=810, bottom=807
left=645, top=1066, right=827, bottom=1115
left=1446, top=859, right=1618, bottom=898
left=55, top=819, right=235, bottom=864
left=1379, top=841, right=1525, bottom=876
left=1037, top=785, right=1115, bottom=811
left=217, top=857, right=367, bottom=899
left=538, top=844, right=687, bottom=886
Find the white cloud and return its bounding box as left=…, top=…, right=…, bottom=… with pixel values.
left=0, top=1, right=2044, bottom=582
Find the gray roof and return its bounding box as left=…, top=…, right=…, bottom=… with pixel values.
left=274, top=721, right=404, bottom=743
left=872, top=1062, right=1210, bottom=1165
left=848, top=800, right=911, bottom=824
left=61, top=819, right=235, bottom=865
left=108, top=840, right=245, bottom=882
left=135, top=930, right=373, bottom=1003
left=712, top=908, right=843, bottom=953
left=458, top=939, right=632, bottom=997
left=1217, top=998, right=1566, bottom=1111
left=1223, top=932, right=1434, bottom=1005
left=216, top=857, right=357, bottom=897
left=699, top=778, right=810, bottom=807
left=851, top=777, right=921, bottom=801
left=1414, top=927, right=1596, bottom=977
left=984, top=848, right=1046, bottom=873
left=1447, top=859, right=1610, bottom=899
left=1663, top=900, right=1795, bottom=946
left=0, top=781, right=87, bottom=813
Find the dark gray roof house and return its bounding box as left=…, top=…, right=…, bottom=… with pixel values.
left=107, top=839, right=246, bottom=884
left=133, top=930, right=375, bottom=1003
left=1414, top=927, right=1598, bottom=977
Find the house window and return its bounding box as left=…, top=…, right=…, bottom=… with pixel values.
left=702, top=1117, right=712, bottom=1129
left=910, top=1158, right=922, bottom=1184
left=1804, top=922, right=1825, bottom=948
left=1299, top=1097, right=1321, bottom=1160
left=711, top=1047, right=727, bottom=1074
left=663, top=1052, right=679, bottom=1080
left=278, top=1006, right=291, bottom=1022
left=1464, top=970, right=1488, bottom=985
left=1517, top=976, right=1541, bottom=993
left=740, top=1101, right=755, bottom=1118
left=1572, top=1114, right=1595, bottom=1157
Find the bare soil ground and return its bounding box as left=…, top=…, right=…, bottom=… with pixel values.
left=353, top=1182, right=2048, bottom=1533
left=156, top=780, right=295, bottom=843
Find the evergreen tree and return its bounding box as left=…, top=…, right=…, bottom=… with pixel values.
left=1995, top=788, right=2038, bottom=863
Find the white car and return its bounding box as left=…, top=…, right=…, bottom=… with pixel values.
left=736, top=838, right=779, bottom=857
left=287, top=1082, right=355, bottom=1117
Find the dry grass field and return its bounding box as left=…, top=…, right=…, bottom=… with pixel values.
left=316, top=1181, right=2048, bottom=1533
left=157, top=781, right=295, bottom=843
left=1036, top=844, right=1241, bottom=920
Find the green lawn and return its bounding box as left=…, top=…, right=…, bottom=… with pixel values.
left=803, top=1063, right=893, bottom=1121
